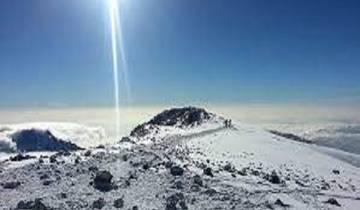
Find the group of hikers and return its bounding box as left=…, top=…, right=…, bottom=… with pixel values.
left=224, top=119, right=232, bottom=128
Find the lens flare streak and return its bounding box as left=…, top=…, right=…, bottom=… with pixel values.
left=108, top=0, right=121, bottom=139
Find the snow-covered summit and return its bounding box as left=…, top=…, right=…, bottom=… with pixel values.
left=125, top=107, right=224, bottom=144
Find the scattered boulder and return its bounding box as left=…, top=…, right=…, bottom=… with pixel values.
left=15, top=198, right=49, bottom=210
left=96, top=145, right=105, bottom=149
left=113, top=198, right=124, bottom=209
left=224, top=163, right=236, bottom=173
left=93, top=170, right=113, bottom=192
left=92, top=198, right=106, bottom=209
left=266, top=171, right=281, bottom=184
left=193, top=175, right=203, bottom=186
left=10, top=154, right=36, bottom=162
left=166, top=193, right=187, bottom=210
left=203, top=167, right=214, bottom=177
left=323, top=198, right=341, bottom=206
left=170, top=166, right=184, bottom=176
left=274, top=199, right=290, bottom=207
left=2, top=181, right=21, bottom=189
left=132, top=206, right=139, bottom=210
left=84, top=150, right=92, bottom=157
left=173, top=181, right=183, bottom=189
left=49, top=155, right=57, bottom=163
left=204, top=188, right=217, bottom=196
left=237, top=168, right=247, bottom=176
left=42, top=180, right=53, bottom=186
left=332, top=169, right=340, bottom=175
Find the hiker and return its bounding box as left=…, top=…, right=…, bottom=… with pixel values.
left=224, top=119, right=228, bottom=127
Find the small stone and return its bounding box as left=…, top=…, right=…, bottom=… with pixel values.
left=89, top=166, right=99, bottom=172
left=10, top=154, right=35, bottom=162
left=74, top=156, right=81, bottom=165
left=59, top=192, right=67, bottom=199
left=92, top=198, right=106, bottom=209
left=84, top=150, right=92, bottom=157
left=132, top=206, right=139, bottom=210
left=203, top=167, right=213, bottom=177
left=274, top=199, right=290, bottom=207
left=93, top=170, right=113, bottom=192
left=49, top=155, right=57, bottom=163
left=224, top=163, right=235, bottom=173
left=2, top=181, right=21, bottom=189
left=96, top=144, right=105, bottom=149
left=113, top=198, right=124, bottom=208
left=324, top=198, right=341, bottom=206
left=39, top=173, right=50, bottom=180
left=16, top=198, right=48, bottom=210
left=266, top=171, right=281, bottom=184
left=170, top=166, right=184, bottom=176
left=42, top=180, right=53, bottom=186
left=332, top=169, right=340, bottom=175
left=204, top=188, right=217, bottom=196
left=237, top=168, right=247, bottom=176
left=193, top=175, right=203, bottom=186
left=171, top=180, right=182, bottom=189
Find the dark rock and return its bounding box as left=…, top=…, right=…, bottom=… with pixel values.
left=113, top=198, right=124, bottom=208
left=274, top=199, right=290, bottom=207
left=332, top=169, right=340, bottom=175
left=193, top=175, right=203, bottom=186
left=142, top=163, right=150, bottom=170
left=204, top=188, right=217, bottom=196
left=323, top=198, right=341, bottom=206
left=39, top=173, right=50, bottom=180
left=121, top=154, right=128, bottom=162
left=132, top=206, right=139, bottom=210
left=42, top=180, right=53, bottom=186
left=119, top=137, right=134, bottom=144
left=56, top=151, right=71, bottom=157
left=93, top=170, right=113, bottom=192
left=224, top=163, right=235, bottom=173
left=96, top=144, right=105, bottom=149
left=84, top=150, right=92, bottom=157
left=237, top=168, right=247, bottom=176
left=74, top=156, right=81, bottom=165
left=170, top=166, right=184, bottom=176
left=89, top=166, right=99, bottom=172
left=92, top=198, right=106, bottom=209
left=2, top=181, right=21, bottom=189
left=11, top=129, right=82, bottom=152
left=203, top=167, right=213, bottom=177
left=165, top=161, right=173, bottom=168
left=16, top=198, right=49, bottom=210
left=10, top=154, right=36, bottom=162
left=59, top=192, right=67, bottom=199
left=173, top=181, right=183, bottom=189
left=266, top=171, right=281, bottom=184
left=49, top=155, right=57, bottom=163
left=166, top=193, right=186, bottom=210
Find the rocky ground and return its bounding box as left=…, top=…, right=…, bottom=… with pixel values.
left=0, top=107, right=359, bottom=209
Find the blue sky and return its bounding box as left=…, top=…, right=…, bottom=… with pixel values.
left=0, top=0, right=360, bottom=107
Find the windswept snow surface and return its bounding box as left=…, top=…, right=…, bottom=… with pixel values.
left=0, top=116, right=359, bottom=209
left=0, top=123, right=107, bottom=153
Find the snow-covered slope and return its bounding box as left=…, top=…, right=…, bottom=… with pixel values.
left=0, top=108, right=359, bottom=209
